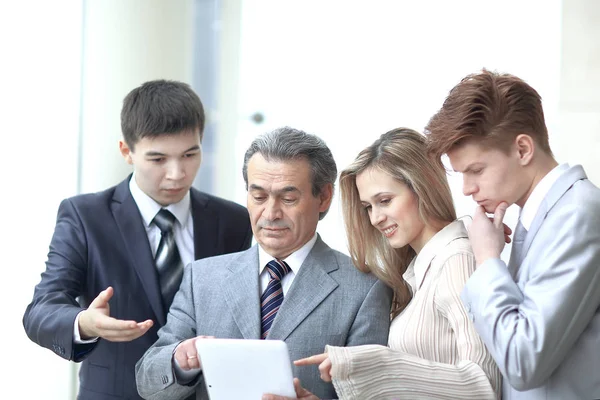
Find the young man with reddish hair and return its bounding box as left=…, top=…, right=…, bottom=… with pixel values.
left=426, top=70, right=600, bottom=399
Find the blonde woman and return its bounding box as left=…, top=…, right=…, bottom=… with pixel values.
left=266, top=128, right=502, bottom=400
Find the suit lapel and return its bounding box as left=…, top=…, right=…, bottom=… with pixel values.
left=190, top=189, right=219, bottom=260
left=223, top=246, right=262, bottom=339
left=520, top=165, right=587, bottom=263
left=112, top=177, right=166, bottom=325
left=267, top=237, right=339, bottom=341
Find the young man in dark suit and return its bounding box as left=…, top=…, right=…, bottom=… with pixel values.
left=23, top=80, right=252, bottom=400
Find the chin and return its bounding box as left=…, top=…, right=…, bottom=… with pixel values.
left=388, top=237, right=408, bottom=250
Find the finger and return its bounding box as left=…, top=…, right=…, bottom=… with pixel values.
left=261, top=395, right=287, bottom=400
left=318, top=359, right=332, bottom=382
left=293, top=377, right=312, bottom=397
left=100, top=322, right=153, bottom=342
left=503, top=223, right=512, bottom=235
left=93, top=317, right=153, bottom=341
left=294, top=353, right=327, bottom=366
left=471, top=205, right=488, bottom=225
left=493, top=202, right=508, bottom=229
left=185, top=353, right=201, bottom=370
left=95, top=315, right=141, bottom=332
left=89, top=287, right=113, bottom=309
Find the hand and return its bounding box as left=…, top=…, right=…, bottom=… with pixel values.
left=468, top=202, right=508, bottom=266
left=173, top=335, right=215, bottom=371
left=294, top=353, right=332, bottom=382
left=262, top=378, right=320, bottom=400
left=78, top=286, right=153, bottom=341
left=487, top=217, right=512, bottom=244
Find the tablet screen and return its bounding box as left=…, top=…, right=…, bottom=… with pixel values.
left=196, top=338, right=296, bottom=399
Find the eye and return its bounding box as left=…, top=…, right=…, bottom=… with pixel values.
left=253, top=195, right=267, bottom=202
left=363, top=204, right=372, bottom=212
left=149, top=157, right=165, bottom=163
left=379, top=198, right=391, bottom=205
left=184, top=152, right=198, bottom=158
left=471, top=168, right=484, bottom=175
left=282, top=197, right=297, bottom=204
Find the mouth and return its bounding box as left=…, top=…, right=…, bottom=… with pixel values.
left=381, top=225, right=397, bottom=238
left=163, top=188, right=184, bottom=194
left=263, top=227, right=287, bottom=231
left=261, top=227, right=288, bottom=236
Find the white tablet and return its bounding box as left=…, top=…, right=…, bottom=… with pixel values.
left=195, top=338, right=296, bottom=400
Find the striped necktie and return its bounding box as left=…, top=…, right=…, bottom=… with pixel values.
left=260, top=259, right=291, bottom=339
left=153, top=209, right=184, bottom=310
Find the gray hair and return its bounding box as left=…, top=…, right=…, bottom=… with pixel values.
left=242, top=126, right=337, bottom=220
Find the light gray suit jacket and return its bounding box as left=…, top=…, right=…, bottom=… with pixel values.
left=135, top=235, right=393, bottom=400
left=462, top=165, right=600, bottom=399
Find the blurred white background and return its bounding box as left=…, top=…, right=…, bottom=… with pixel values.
left=2, top=0, right=598, bottom=398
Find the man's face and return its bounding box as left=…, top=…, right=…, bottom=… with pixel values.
left=120, top=130, right=202, bottom=206
left=448, top=140, right=529, bottom=212
left=246, top=154, right=332, bottom=259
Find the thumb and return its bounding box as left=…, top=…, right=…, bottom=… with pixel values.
left=89, top=286, right=113, bottom=309
left=493, top=202, right=508, bottom=229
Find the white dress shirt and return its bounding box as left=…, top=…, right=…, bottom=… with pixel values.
left=519, top=163, right=569, bottom=230
left=73, top=173, right=194, bottom=343
left=258, top=232, right=317, bottom=296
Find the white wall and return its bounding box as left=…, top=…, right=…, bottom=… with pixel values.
left=2, top=2, right=82, bottom=398
left=557, top=0, right=600, bottom=184
left=228, top=0, right=564, bottom=260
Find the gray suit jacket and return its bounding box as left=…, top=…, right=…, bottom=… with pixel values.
left=462, top=165, right=600, bottom=399
left=136, top=235, right=393, bottom=400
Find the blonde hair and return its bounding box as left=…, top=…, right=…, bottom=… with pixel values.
left=340, top=128, right=456, bottom=317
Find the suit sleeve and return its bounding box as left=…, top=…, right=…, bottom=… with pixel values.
left=22, top=198, right=97, bottom=361
left=327, top=254, right=500, bottom=400
left=461, top=202, right=600, bottom=391
left=135, top=263, right=199, bottom=400
left=345, top=279, right=392, bottom=347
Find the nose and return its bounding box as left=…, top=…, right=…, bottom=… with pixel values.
left=263, top=198, right=283, bottom=221
left=369, top=207, right=385, bottom=227
left=166, top=160, right=185, bottom=181
left=462, top=175, right=477, bottom=197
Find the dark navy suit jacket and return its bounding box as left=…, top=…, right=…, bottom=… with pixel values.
left=23, top=176, right=252, bottom=399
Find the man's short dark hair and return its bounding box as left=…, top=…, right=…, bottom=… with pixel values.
left=121, top=80, right=205, bottom=150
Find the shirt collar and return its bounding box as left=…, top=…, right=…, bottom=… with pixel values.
left=258, top=233, right=318, bottom=276
left=402, top=219, right=468, bottom=291
left=129, top=172, right=191, bottom=227
left=519, top=163, right=569, bottom=230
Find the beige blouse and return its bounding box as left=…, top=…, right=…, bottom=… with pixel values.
left=326, top=220, right=501, bottom=399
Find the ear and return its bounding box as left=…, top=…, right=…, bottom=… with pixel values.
left=318, top=183, right=334, bottom=213
left=514, top=134, right=534, bottom=166
left=119, top=140, right=134, bottom=165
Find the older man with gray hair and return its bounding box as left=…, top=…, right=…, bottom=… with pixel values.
left=135, top=126, right=392, bottom=400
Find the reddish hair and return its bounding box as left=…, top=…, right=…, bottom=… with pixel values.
left=425, top=69, right=551, bottom=159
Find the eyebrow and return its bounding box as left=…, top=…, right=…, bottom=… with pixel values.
left=249, top=184, right=300, bottom=194
left=144, top=145, right=200, bottom=157
left=360, top=192, right=391, bottom=203
left=459, top=162, right=484, bottom=174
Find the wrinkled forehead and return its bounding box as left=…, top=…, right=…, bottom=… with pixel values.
left=247, top=154, right=312, bottom=192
